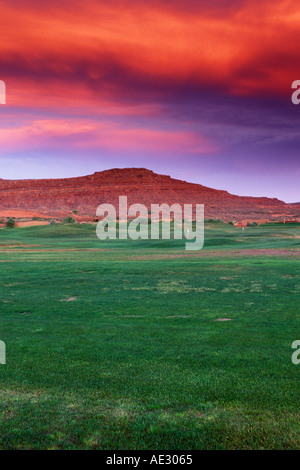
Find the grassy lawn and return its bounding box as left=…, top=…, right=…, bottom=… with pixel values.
left=0, top=222, right=299, bottom=449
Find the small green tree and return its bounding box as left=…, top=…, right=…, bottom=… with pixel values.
left=62, top=216, right=75, bottom=224
left=246, top=221, right=258, bottom=227
left=6, top=218, right=16, bottom=228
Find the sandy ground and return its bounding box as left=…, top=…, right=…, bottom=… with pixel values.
left=0, top=247, right=298, bottom=258
left=0, top=210, right=48, bottom=219
left=15, top=221, right=50, bottom=227
left=127, top=249, right=300, bottom=260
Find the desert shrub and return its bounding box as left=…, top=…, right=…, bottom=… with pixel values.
left=246, top=221, right=258, bottom=227
left=6, top=218, right=16, bottom=228
left=62, top=217, right=75, bottom=224
left=205, top=218, right=224, bottom=223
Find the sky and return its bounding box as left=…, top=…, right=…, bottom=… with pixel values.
left=0, top=0, right=299, bottom=202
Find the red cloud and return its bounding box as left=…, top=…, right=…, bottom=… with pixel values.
left=0, top=0, right=299, bottom=110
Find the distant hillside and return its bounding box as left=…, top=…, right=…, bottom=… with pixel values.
left=0, top=168, right=299, bottom=223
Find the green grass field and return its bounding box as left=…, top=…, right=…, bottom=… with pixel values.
left=0, top=222, right=299, bottom=449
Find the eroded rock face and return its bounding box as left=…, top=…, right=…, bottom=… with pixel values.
left=0, top=167, right=298, bottom=222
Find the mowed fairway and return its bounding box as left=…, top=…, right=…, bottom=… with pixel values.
left=0, top=222, right=299, bottom=449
